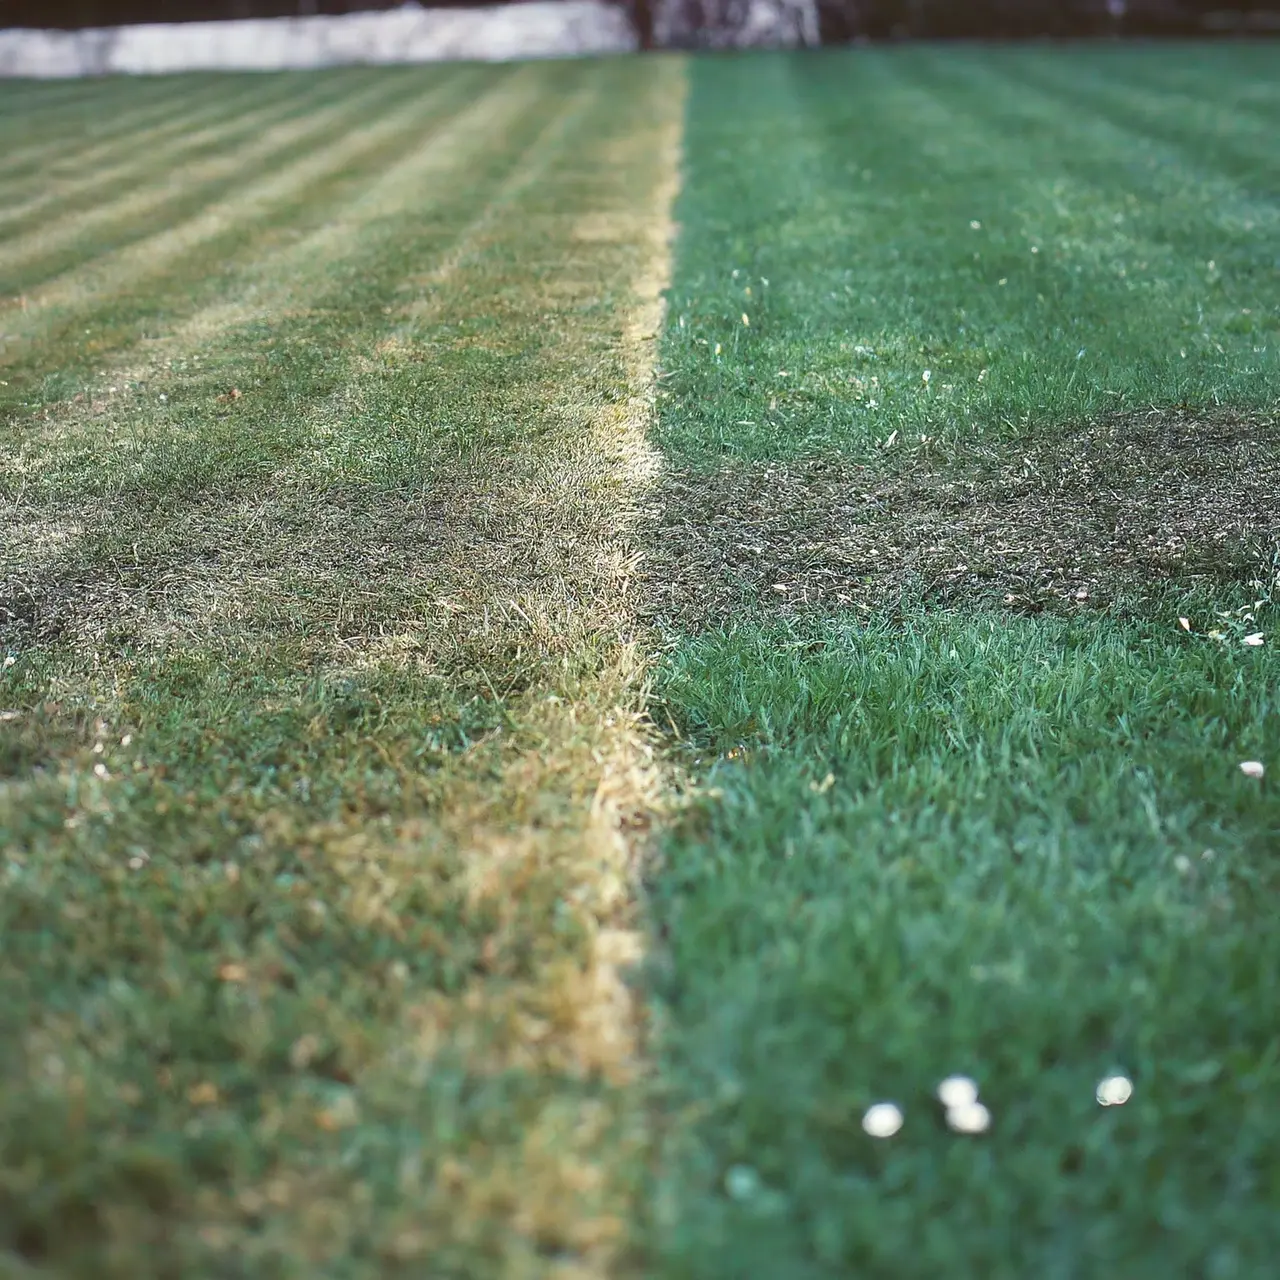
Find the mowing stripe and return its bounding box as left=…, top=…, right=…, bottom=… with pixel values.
left=1, top=67, right=560, bottom=455
left=0, top=68, right=503, bottom=392
left=0, top=76, right=231, bottom=180
left=0, top=72, right=347, bottom=241
left=0, top=70, right=437, bottom=294
left=992, top=54, right=1280, bottom=202
left=0, top=82, right=267, bottom=206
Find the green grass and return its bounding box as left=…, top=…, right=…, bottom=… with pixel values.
left=650, top=44, right=1280, bottom=1277
left=659, top=44, right=1280, bottom=464
left=654, top=608, right=1280, bottom=1276
left=1, top=58, right=684, bottom=1275
left=7, top=41, right=1280, bottom=1278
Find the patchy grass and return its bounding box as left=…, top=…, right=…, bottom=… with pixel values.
left=1, top=57, right=685, bottom=1276
left=649, top=44, right=1280, bottom=1277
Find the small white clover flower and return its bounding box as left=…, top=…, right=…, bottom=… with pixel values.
left=936, top=1075, right=978, bottom=1109
left=1096, top=1074, right=1133, bottom=1107
left=946, top=1102, right=991, bottom=1134
left=862, top=1102, right=904, bottom=1138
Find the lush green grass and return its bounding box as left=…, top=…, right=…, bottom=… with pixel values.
left=654, top=608, right=1280, bottom=1276
left=1, top=59, right=683, bottom=1275
left=659, top=44, right=1280, bottom=464
left=650, top=44, right=1280, bottom=1277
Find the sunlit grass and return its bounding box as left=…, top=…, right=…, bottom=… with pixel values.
left=1, top=57, right=684, bottom=1275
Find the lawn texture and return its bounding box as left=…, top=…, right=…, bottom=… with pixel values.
left=649, top=45, right=1280, bottom=1278
left=2, top=59, right=684, bottom=1276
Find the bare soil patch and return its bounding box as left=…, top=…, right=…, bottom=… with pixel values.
left=644, top=409, right=1280, bottom=628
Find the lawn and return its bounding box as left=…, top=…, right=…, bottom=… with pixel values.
left=2, top=40, right=1279, bottom=1280
left=2, top=58, right=684, bottom=1275
left=649, top=44, right=1280, bottom=1279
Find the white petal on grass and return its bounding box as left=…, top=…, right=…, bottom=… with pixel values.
left=1240, top=761, right=1265, bottom=779
left=862, top=1102, right=904, bottom=1138
left=936, top=1075, right=979, bottom=1109
left=946, top=1102, right=991, bottom=1134
left=1242, top=633, right=1264, bottom=647
left=1096, top=1074, right=1133, bottom=1106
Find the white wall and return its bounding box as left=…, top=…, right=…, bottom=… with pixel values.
left=0, top=2, right=637, bottom=78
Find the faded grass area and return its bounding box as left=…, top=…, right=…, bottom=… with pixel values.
left=1, top=57, right=684, bottom=1277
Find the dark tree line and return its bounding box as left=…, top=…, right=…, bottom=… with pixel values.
left=816, top=0, right=1280, bottom=40
left=3, top=0, right=1278, bottom=36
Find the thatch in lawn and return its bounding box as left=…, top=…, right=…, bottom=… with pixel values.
left=644, top=409, right=1280, bottom=629
left=1, top=59, right=684, bottom=1275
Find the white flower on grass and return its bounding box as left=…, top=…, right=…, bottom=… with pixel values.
left=970, top=220, right=982, bottom=230
left=946, top=1101, right=991, bottom=1134
left=1240, top=761, right=1265, bottom=779
left=862, top=1102, right=904, bottom=1138
left=936, top=1075, right=978, bottom=1109
left=1096, top=1074, right=1133, bottom=1106
left=1243, top=633, right=1264, bottom=647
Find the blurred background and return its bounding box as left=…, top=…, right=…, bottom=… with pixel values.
left=5, top=0, right=1280, bottom=46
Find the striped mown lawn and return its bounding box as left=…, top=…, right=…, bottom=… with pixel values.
left=3, top=42, right=1280, bottom=1280
left=2, top=59, right=684, bottom=1276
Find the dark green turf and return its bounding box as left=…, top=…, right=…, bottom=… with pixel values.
left=658, top=44, right=1280, bottom=467
left=651, top=44, right=1280, bottom=1279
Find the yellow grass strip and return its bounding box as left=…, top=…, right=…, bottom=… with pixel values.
left=359, top=55, right=687, bottom=1271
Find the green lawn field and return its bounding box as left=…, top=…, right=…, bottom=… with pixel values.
left=2, top=41, right=1279, bottom=1280
left=650, top=45, right=1280, bottom=1280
